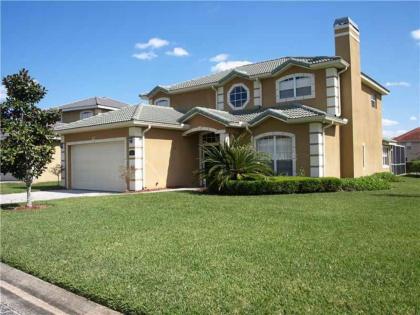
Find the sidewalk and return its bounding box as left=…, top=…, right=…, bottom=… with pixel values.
left=0, top=263, right=120, bottom=315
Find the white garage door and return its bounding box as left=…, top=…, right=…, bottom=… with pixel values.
left=71, top=140, right=126, bottom=192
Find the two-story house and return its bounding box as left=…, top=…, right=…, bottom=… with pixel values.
left=55, top=17, right=390, bottom=192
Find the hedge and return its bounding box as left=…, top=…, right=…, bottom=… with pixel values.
left=407, top=160, right=420, bottom=173
left=210, top=173, right=392, bottom=195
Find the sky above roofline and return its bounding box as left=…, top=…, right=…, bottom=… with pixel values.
left=1, top=1, right=419, bottom=138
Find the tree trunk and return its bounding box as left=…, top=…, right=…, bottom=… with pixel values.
left=26, top=182, right=33, bottom=208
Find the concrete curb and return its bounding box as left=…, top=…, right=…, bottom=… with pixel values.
left=0, top=263, right=121, bottom=315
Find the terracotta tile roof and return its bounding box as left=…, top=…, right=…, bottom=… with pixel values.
left=393, top=127, right=420, bottom=142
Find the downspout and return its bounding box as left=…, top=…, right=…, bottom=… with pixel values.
left=142, top=125, right=152, bottom=190
left=337, top=65, right=348, bottom=117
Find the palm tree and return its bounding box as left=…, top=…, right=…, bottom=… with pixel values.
left=200, top=136, right=272, bottom=192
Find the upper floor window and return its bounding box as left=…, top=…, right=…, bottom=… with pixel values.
left=276, top=73, right=315, bottom=102
left=370, top=94, right=377, bottom=108
left=228, top=83, right=249, bottom=110
left=80, top=110, right=93, bottom=120
left=154, top=97, right=170, bottom=107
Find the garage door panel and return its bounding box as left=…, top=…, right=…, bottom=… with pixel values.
left=71, top=141, right=126, bottom=192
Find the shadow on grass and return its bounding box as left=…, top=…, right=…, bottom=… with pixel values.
left=1, top=203, right=21, bottom=210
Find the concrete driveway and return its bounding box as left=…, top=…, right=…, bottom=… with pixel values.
left=0, top=190, right=116, bottom=205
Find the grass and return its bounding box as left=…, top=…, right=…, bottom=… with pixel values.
left=1, top=177, right=419, bottom=314
left=0, top=181, right=61, bottom=194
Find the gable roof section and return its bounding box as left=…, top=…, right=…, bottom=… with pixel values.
left=58, top=97, right=130, bottom=112
left=393, top=127, right=420, bottom=142
left=55, top=103, right=347, bottom=134
left=361, top=73, right=390, bottom=95
left=142, top=56, right=347, bottom=97
left=54, top=104, right=184, bottom=132
left=179, top=104, right=347, bottom=127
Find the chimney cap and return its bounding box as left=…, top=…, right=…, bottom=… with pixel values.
left=334, top=17, right=359, bottom=32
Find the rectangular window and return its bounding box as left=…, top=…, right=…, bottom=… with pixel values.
left=382, top=146, right=389, bottom=166
left=278, top=74, right=314, bottom=102
left=370, top=94, right=377, bottom=108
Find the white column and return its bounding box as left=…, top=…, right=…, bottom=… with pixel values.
left=325, top=68, right=339, bottom=116
left=253, top=79, right=262, bottom=107
left=60, top=137, right=66, bottom=187
left=216, top=87, right=224, bottom=110
left=128, top=127, right=143, bottom=191
left=309, top=123, right=324, bottom=177
left=219, top=132, right=230, bottom=146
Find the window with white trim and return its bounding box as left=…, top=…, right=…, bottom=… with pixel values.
left=80, top=110, right=93, bottom=120
left=154, top=97, right=170, bottom=107
left=276, top=73, right=315, bottom=102
left=370, top=93, right=377, bottom=108
left=255, top=134, right=295, bottom=176
left=382, top=146, right=390, bottom=167
left=228, top=83, right=249, bottom=109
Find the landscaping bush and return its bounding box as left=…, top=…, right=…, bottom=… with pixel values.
left=214, top=174, right=390, bottom=195
left=340, top=176, right=390, bottom=191
left=407, top=160, right=420, bottom=173
left=371, top=172, right=400, bottom=182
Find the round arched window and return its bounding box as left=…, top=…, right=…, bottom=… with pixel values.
left=228, top=84, right=249, bottom=109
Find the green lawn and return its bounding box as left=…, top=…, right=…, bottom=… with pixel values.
left=1, top=178, right=419, bottom=314
left=0, top=181, right=61, bottom=194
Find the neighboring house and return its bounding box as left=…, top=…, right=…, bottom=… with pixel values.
left=393, top=127, right=420, bottom=162
left=1, top=97, right=129, bottom=183
left=382, top=138, right=406, bottom=175
left=58, top=97, right=129, bottom=123
left=55, top=17, right=390, bottom=192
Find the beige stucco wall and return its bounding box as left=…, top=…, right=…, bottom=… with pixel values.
left=32, top=144, right=61, bottom=183
left=61, top=108, right=110, bottom=123
left=152, top=89, right=215, bottom=113
left=145, top=128, right=199, bottom=189
left=324, top=125, right=341, bottom=177
left=187, top=115, right=226, bottom=131
left=250, top=118, right=310, bottom=176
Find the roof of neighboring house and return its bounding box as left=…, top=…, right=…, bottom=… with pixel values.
left=142, top=56, right=348, bottom=96
left=55, top=103, right=347, bottom=133
left=393, top=127, right=420, bottom=142
left=58, top=97, right=130, bottom=112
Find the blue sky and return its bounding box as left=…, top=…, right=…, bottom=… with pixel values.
left=1, top=1, right=419, bottom=137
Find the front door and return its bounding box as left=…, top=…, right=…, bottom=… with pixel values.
left=200, top=132, right=220, bottom=186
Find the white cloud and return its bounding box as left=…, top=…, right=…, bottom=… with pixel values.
left=210, top=53, right=229, bottom=62
left=166, top=47, right=189, bottom=57
left=385, top=81, right=411, bottom=87
left=383, top=129, right=408, bottom=138
left=132, top=51, right=157, bottom=60
left=411, top=29, right=420, bottom=40
left=409, top=115, right=418, bottom=121
left=211, top=60, right=252, bottom=73
left=382, top=118, right=399, bottom=127
left=135, top=37, right=169, bottom=50
left=0, top=85, right=7, bottom=102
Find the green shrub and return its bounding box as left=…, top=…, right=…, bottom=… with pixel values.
left=213, top=174, right=391, bottom=195
left=407, top=160, right=420, bottom=173
left=371, top=172, right=400, bottom=182
left=341, top=176, right=390, bottom=191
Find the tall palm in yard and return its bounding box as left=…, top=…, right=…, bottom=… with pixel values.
left=200, top=136, right=272, bottom=192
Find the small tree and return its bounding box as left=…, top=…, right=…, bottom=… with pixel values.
left=50, top=164, right=62, bottom=186
left=1, top=69, right=60, bottom=207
